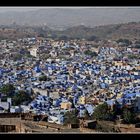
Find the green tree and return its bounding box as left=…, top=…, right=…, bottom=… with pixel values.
left=84, top=50, right=98, bottom=57
left=122, top=108, right=136, bottom=124
left=12, top=54, right=23, bottom=61
left=25, top=53, right=33, bottom=58
left=117, top=39, right=132, bottom=46
left=95, top=122, right=119, bottom=132
left=13, top=90, right=31, bottom=106
left=64, top=109, right=79, bottom=125
left=128, top=54, right=139, bottom=59
left=0, top=84, right=15, bottom=97
left=39, top=75, right=47, bottom=81
left=92, top=102, right=115, bottom=121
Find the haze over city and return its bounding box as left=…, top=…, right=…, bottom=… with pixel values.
left=0, top=7, right=140, bottom=29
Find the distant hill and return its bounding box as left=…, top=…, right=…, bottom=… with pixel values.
left=55, top=22, right=140, bottom=40
left=0, top=21, right=140, bottom=40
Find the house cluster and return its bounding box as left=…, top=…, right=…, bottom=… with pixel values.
left=0, top=37, right=140, bottom=124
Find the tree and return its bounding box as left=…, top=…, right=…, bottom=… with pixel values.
left=92, top=102, right=115, bottom=121
left=128, top=54, right=139, bottom=59
left=122, top=108, right=136, bottom=124
left=117, top=39, right=132, bottom=46
left=12, top=53, right=23, bottom=61
left=0, top=84, right=15, bottom=97
left=13, top=90, right=31, bottom=106
left=64, top=109, right=79, bottom=125
left=39, top=75, right=47, bottom=81
left=84, top=50, right=98, bottom=57
left=95, top=121, right=119, bottom=132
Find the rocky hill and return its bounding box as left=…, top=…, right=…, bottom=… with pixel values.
left=55, top=22, right=140, bottom=40
left=0, top=21, right=140, bottom=40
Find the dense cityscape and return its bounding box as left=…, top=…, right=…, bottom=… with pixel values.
left=0, top=7, right=140, bottom=133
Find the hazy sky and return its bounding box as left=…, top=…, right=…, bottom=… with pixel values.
left=0, top=7, right=140, bottom=27
left=0, top=7, right=139, bottom=13
left=0, top=7, right=40, bottom=13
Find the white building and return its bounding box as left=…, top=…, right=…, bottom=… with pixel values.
left=29, top=47, right=38, bottom=57
left=10, top=106, right=21, bottom=113
left=0, top=98, right=11, bottom=110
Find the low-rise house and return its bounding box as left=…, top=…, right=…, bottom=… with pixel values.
left=48, top=114, right=64, bottom=124
left=20, top=105, right=30, bottom=113
left=84, top=104, right=94, bottom=116
left=78, top=96, right=86, bottom=105
left=29, top=47, right=39, bottom=57
left=10, top=106, right=22, bottom=113
left=0, top=98, right=11, bottom=111
left=60, top=102, right=72, bottom=110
